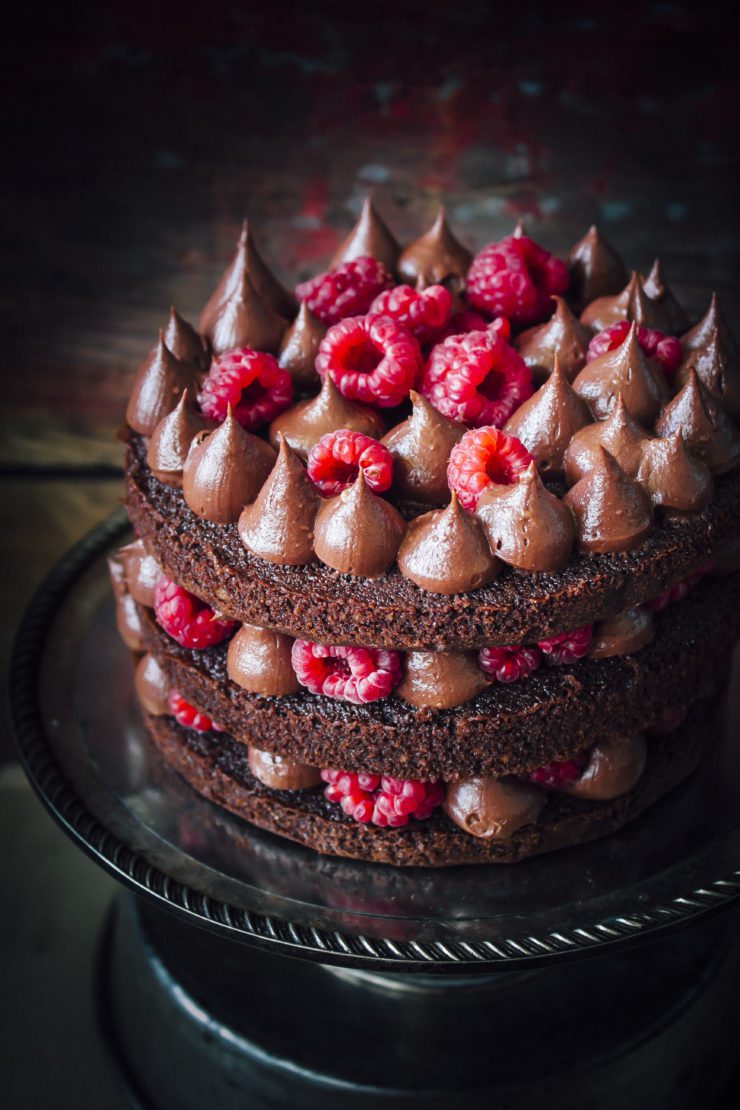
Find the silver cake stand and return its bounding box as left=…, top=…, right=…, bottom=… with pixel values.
left=10, top=511, right=740, bottom=1109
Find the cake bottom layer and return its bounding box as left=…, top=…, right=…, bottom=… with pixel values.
left=143, top=692, right=723, bottom=867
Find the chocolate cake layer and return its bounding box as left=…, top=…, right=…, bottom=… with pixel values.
left=137, top=572, right=740, bottom=779
left=125, top=431, right=740, bottom=649
left=144, top=692, right=720, bottom=866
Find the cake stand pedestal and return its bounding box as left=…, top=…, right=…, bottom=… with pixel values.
left=11, top=513, right=740, bottom=1109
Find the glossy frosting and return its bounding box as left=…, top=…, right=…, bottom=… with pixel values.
left=382, top=391, right=465, bottom=503
left=504, top=358, right=592, bottom=477
left=227, top=624, right=301, bottom=696
left=200, top=219, right=295, bottom=332
left=397, top=207, right=472, bottom=291
left=682, top=292, right=739, bottom=356
left=135, top=652, right=171, bottom=715
left=313, top=470, right=407, bottom=577
left=397, top=650, right=490, bottom=709
left=580, top=271, right=662, bottom=333
left=208, top=268, right=287, bottom=356
left=269, top=374, right=385, bottom=458
left=515, top=296, right=590, bottom=383
left=590, top=608, right=654, bottom=659
left=642, top=259, right=688, bottom=335
left=636, top=430, right=713, bottom=513
left=163, top=305, right=208, bottom=368
left=330, top=197, right=400, bottom=270
left=443, top=775, right=546, bottom=840
left=564, top=446, right=653, bottom=553
left=567, top=225, right=628, bottom=312
left=397, top=493, right=499, bottom=593
left=565, top=734, right=647, bottom=801
left=563, top=394, right=650, bottom=484
left=655, top=369, right=740, bottom=475
left=277, top=302, right=326, bottom=391
left=146, top=389, right=214, bottom=487
left=117, top=539, right=161, bottom=608
left=572, top=321, right=668, bottom=424
left=475, top=463, right=575, bottom=573
left=238, top=436, right=320, bottom=565
left=126, top=332, right=201, bottom=436
left=248, top=747, right=322, bottom=791
left=182, top=408, right=276, bottom=523
left=677, top=325, right=740, bottom=421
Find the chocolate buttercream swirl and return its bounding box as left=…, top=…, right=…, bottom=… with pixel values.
left=580, top=271, right=662, bottom=333
left=269, top=374, right=385, bottom=458
left=643, top=259, right=689, bottom=335
left=277, top=302, right=326, bottom=391
left=565, top=734, right=647, bottom=801
left=655, top=368, right=740, bottom=475
left=677, top=325, right=740, bottom=422
left=313, top=470, right=406, bottom=577
left=135, top=652, right=171, bottom=715
left=590, top=608, right=654, bottom=659
left=248, top=747, right=322, bottom=791
left=382, top=391, right=465, bottom=503
left=443, top=775, right=546, bottom=840
left=504, top=358, right=592, bottom=477
left=563, top=393, right=649, bottom=484
left=515, top=296, right=590, bottom=383
left=147, top=389, right=214, bottom=487
left=200, top=219, right=295, bottom=334
left=238, top=436, right=319, bottom=565
left=397, top=492, right=499, bottom=594
left=183, top=407, right=276, bottom=523
left=164, top=305, right=208, bottom=368
left=117, top=538, right=161, bottom=607
left=208, top=268, right=287, bottom=356
left=474, top=462, right=575, bottom=573
left=227, top=624, right=301, bottom=696
left=397, top=650, right=490, bottom=709
left=564, top=446, right=653, bottom=553
left=572, top=321, right=668, bottom=424
left=682, top=292, right=739, bottom=358
left=567, top=225, right=628, bottom=312
left=397, top=207, right=472, bottom=292
left=330, top=197, right=400, bottom=271
left=126, top=332, right=201, bottom=436
left=637, top=430, right=713, bottom=513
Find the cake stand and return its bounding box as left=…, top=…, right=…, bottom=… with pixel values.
left=10, top=511, right=740, bottom=1109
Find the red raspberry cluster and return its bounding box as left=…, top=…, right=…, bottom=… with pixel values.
left=526, top=751, right=589, bottom=789
left=154, top=578, right=238, bottom=649
left=316, top=313, right=422, bottom=408
left=467, top=234, right=569, bottom=327
left=321, top=769, right=445, bottom=827
left=297, top=256, right=393, bottom=325
left=307, top=429, right=393, bottom=495
left=369, top=283, right=452, bottom=345
left=587, top=321, right=683, bottom=376
left=479, top=644, right=541, bottom=683
left=421, top=326, right=533, bottom=427
left=199, top=348, right=293, bottom=430
left=447, top=426, right=534, bottom=511
left=291, top=640, right=402, bottom=704
left=537, top=625, right=593, bottom=665
left=168, top=690, right=220, bottom=733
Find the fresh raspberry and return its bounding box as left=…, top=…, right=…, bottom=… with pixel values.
left=436, top=309, right=496, bottom=342
left=291, top=640, right=402, bottom=704
left=168, top=690, right=219, bottom=733
left=199, top=348, right=293, bottom=430
left=537, top=625, right=593, bottom=665
left=479, top=644, right=541, bottom=683
left=447, top=426, right=534, bottom=511
left=307, top=429, right=393, bottom=496
left=369, top=284, right=452, bottom=345
left=296, top=256, right=393, bottom=326
left=646, top=581, right=689, bottom=612
left=467, top=234, right=569, bottom=327
left=320, top=768, right=444, bottom=827
left=420, top=328, right=533, bottom=427
left=526, top=751, right=589, bottom=789
left=316, top=314, right=423, bottom=408
left=154, top=578, right=238, bottom=649
left=587, top=321, right=683, bottom=376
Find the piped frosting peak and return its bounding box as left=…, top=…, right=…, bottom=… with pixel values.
left=504, top=357, right=592, bottom=477
left=182, top=407, right=276, bottom=523
left=397, top=207, right=472, bottom=291
left=572, top=321, right=667, bottom=424
left=382, top=391, right=465, bottom=503
left=238, top=435, right=320, bottom=565
left=564, top=446, right=653, bottom=553
left=126, top=331, right=201, bottom=436
left=313, top=470, right=406, bottom=577
left=397, top=492, right=499, bottom=594
left=330, top=196, right=400, bottom=271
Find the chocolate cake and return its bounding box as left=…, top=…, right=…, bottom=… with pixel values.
left=112, top=201, right=740, bottom=866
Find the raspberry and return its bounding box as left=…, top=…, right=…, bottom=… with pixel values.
left=320, top=768, right=445, bottom=827
left=154, top=578, right=238, bottom=649
left=647, top=561, right=714, bottom=611
left=420, top=328, right=533, bottom=427
left=296, top=256, right=393, bottom=326
left=468, top=234, right=569, bottom=327
left=537, top=625, right=593, bottom=665
left=168, top=690, right=219, bottom=733
left=587, top=321, right=683, bottom=376
left=316, top=314, right=423, bottom=408
left=479, top=644, right=541, bottom=683
left=291, top=640, right=402, bottom=704
left=526, top=751, right=589, bottom=789
left=307, top=429, right=393, bottom=495
left=447, top=426, right=534, bottom=511
left=436, top=309, right=495, bottom=342
left=199, top=348, right=293, bottom=430
left=369, top=284, right=452, bottom=345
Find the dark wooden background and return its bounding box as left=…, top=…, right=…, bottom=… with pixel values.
left=1, top=0, right=738, bottom=755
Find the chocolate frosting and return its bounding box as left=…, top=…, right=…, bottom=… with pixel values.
left=580, top=271, right=662, bottom=333
left=443, top=775, right=546, bottom=840
left=135, top=652, right=171, bottom=715
left=182, top=408, right=276, bottom=523
left=565, top=734, right=647, bottom=801
left=248, top=747, right=322, bottom=792
left=146, top=389, right=214, bottom=487
left=682, top=292, right=739, bottom=357
left=643, top=259, right=689, bottom=335
left=208, top=268, right=287, bottom=356
left=572, top=321, right=668, bottom=424
left=200, top=219, right=295, bottom=333
left=269, top=374, right=385, bottom=457
left=655, top=369, right=740, bottom=475
left=238, top=436, right=320, bottom=565
left=475, top=462, right=575, bottom=573
left=117, top=538, right=161, bottom=607
left=636, top=429, right=713, bottom=513
left=515, top=297, right=590, bottom=383
left=313, top=470, right=407, bottom=577
left=397, top=207, right=472, bottom=291
left=504, top=359, right=592, bottom=477
left=397, top=493, right=499, bottom=594
left=330, top=197, right=400, bottom=271
left=277, top=302, right=326, bottom=391
left=590, top=608, right=654, bottom=659
left=126, top=332, right=201, bottom=436
left=397, top=650, right=490, bottom=709
left=109, top=553, right=147, bottom=651
left=227, top=623, right=301, bottom=696
left=164, top=305, right=208, bottom=368
left=677, top=325, right=740, bottom=421
left=564, top=446, right=653, bottom=553
left=567, top=225, right=628, bottom=312
left=382, top=391, right=465, bottom=503
left=563, top=393, right=650, bottom=484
